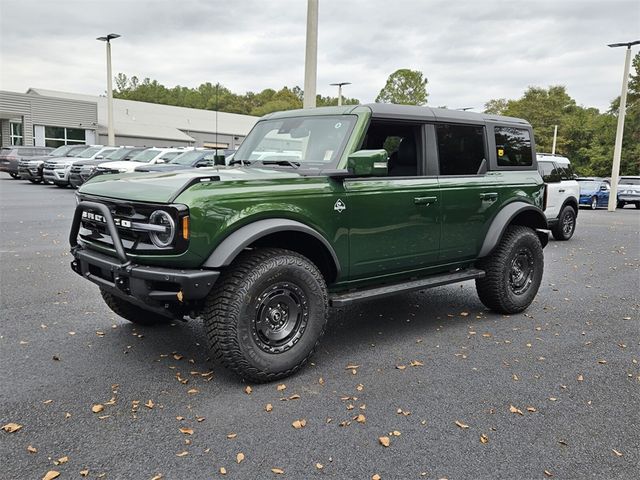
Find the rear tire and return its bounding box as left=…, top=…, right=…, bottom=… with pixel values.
left=551, top=206, right=576, bottom=241
left=475, top=225, right=544, bottom=314
left=202, top=248, right=328, bottom=382
left=100, top=289, right=172, bottom=326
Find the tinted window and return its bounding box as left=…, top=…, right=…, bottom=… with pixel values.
left=495, top=127, right=532, bottom=166
left=436, top=124, right=486, bottom=175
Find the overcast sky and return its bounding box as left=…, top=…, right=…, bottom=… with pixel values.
left=1, top=0, right=639, bottom=112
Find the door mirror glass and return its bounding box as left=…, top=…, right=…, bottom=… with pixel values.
left=347, top=149, right=388, bottom=176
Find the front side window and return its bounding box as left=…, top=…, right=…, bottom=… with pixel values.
left=495, top=127, right=533, bottom=167
left=436, top=124, right=486, bottom=175
left=235, top=115, right=357, bottom=167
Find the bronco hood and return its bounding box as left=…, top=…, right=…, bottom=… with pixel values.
left=78, top=167, right=305, bottom=203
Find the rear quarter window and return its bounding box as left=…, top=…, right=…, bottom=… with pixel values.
left=495, top=127, right=533, bottom=167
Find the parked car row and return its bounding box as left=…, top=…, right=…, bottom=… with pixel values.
left=2, top=145, right=234, bottom=188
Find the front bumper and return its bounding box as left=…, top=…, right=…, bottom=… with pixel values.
left=70, top=201, right=218, bottom=314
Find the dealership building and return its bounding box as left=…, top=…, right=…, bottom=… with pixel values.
left=0, top=88, right=258, bottom=149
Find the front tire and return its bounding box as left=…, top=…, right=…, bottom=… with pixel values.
left=551, top=206, right=576, bottom=241
left=202, top=248, right=328, bottom=382
left=100, top=289, right=172, bottom=326
left=475, top=225, right=544, bottom=314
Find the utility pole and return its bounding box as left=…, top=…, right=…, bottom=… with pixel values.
left=303, top=0, right=318, bottom=109
left=607, top=40, right=639, bottom=212
left=97, top=33, right=121, bottom=146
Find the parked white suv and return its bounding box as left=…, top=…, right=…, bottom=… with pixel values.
left=537, top=154, right=579, bottom=240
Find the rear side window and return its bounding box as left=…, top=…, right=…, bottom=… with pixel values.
left=495, top=127, right=533, bottom=166
left=436, top=124, right=486, bottom=175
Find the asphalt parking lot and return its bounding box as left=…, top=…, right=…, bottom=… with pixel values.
left=1, top=177, right=638, bottom=480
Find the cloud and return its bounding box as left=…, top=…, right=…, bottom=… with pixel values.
left=1, top=0, right=638, bottom=111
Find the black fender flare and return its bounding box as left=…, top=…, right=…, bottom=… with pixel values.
left=478, top=202, right=549, bottom=258
left=201, top=218, right=341, bottom=276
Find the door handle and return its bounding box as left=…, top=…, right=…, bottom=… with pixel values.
left=414, top=196, right=438, bottom=206
left=479, top=192, right=498, bottom=201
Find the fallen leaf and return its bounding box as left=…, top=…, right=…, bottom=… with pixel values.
left=480, top=434, right=489, bottom=444
left=244, top=386, right=252, bottom=395
left=276, top=384, right=286, bottom=391
left=292, top=419, right=307, bottom=429
left=509, top=405, right=524, bottom=416
left=2, top=423, right=23, bottom=433
left=176, top=451, right=189, bottom=457
left=379, top=436, right=390, bottom=447
left=179, top=427, right=194, bottom=435
left=612, top=449, right=623, bottom=457
left=455, top=420, right=469, bottom=429
left=271, top=468, right=284, bottom=474
left=356, top=414, right=366, bottom=423
left=91, top=404, right=104, bottom=413
left=265, top=403, right=273, bottom=412
left=42, top=471, right=60, bottom=480
left=236, top=452, right=245, bottom=464
left=145, top=400, right=155, bottom=409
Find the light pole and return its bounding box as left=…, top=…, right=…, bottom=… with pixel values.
left=303, top=0, right=318, bottom=109
left=97, top=33, right=121, bottom=146
left=330, top=82, right=351, bottom=106
left=607, top=40, right=640, bottom=212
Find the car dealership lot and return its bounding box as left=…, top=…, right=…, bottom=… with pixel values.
left=1, top=177, right=638, bottom=480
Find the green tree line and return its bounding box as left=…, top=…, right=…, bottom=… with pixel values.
left=113, top=74, right=358, bottom=117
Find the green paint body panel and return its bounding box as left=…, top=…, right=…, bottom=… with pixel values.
left=76, top=106, right=546, bottom=294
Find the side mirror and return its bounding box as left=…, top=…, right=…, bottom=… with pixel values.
left=347, top=149, right=388, bottom=176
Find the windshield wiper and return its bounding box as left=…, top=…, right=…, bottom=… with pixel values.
left=260, top=160, right=301, bottom=169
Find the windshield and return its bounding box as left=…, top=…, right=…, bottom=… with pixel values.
left=234, top=115, right=357, bottom=166
left=76, top=147, right=102, bottom=158
left=104, top=148, right=131, bottom=161
left=619, top=178, right=640, bottom=185
left=130, top=149, right=162, bottom=163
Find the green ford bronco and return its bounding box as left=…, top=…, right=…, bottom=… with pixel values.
left=70, top=104, right=548, bottom=381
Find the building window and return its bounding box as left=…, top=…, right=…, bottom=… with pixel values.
left=10, top=122, right=23, bottom=146
left=44, top=126, right=87, bottom=148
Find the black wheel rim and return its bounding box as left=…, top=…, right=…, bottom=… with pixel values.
left=252, top=282, right=309, bottom=354
left=562, top=211, right=575, bottom=236
left=509, top=248, right=535, bottom=295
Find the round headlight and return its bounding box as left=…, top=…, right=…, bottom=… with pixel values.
left=149, top=210, right=175, bottom=248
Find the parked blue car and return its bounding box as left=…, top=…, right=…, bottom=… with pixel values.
left=577, top=178, right=611, bottom=209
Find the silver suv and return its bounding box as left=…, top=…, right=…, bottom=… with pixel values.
left=617, top=176, right=640, bottom=209
left=537, top=154, right=579, bottom=240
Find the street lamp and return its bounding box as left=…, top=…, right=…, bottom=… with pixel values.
left=606, top=39, right=640, bottom=212
left=96, top=33, right=121, bottom=146
left=330, top=82, right=351, bottom=106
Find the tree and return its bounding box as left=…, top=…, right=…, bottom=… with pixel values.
left=375, top=69, right=428, bottom=105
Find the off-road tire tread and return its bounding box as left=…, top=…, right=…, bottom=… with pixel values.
left=475, top=225, right=543, bottom=314
left=100, top=289, right=171, bottom=326
left=202, top=248, right=328, bottom=383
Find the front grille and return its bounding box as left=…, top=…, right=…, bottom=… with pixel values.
left=77, top=196, right=189, bottom=255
